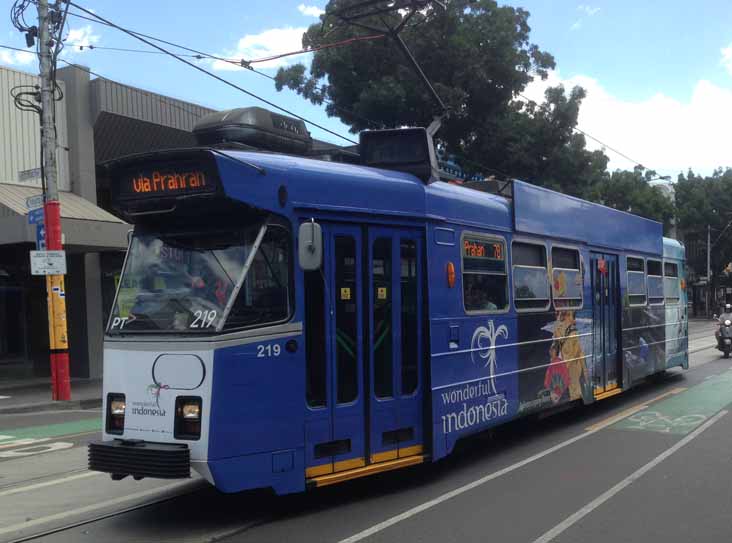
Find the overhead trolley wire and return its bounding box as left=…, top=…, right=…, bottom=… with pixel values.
left=61, top=6, right=383, bottom=130
left=66, top=1, right=358, bottom=145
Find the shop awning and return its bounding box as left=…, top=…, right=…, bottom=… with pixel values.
left=0, top=184, right=129, bottom=251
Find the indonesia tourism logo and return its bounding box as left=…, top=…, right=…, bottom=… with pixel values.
left=470, top=320, right=509, bottom=394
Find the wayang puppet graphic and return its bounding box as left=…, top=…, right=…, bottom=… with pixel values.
left=542, top=271, right=592, bottom=404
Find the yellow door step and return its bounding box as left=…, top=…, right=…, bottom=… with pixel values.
left=594, top=387, right=623, bottom=401
left=309, top=454, right=425, bottom=488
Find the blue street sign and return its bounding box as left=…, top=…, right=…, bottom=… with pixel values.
left=28, top=208, right=44, bottom=224
left=36, top=223, right=46, bottom=250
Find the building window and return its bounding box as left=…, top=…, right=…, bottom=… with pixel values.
left=512, top=242, right=550, bottom=312
left=627, top=257, right=647, bottom=306
left=552, top=247, right=582, bottom=309
left=664, top=262, right=680, bottom=305
left=647, top=259, right=664, bottom=306
left=462, top=234, right=508, bottom=313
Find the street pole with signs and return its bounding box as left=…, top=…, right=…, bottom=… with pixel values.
left=37, top=0, right=71, bottom=401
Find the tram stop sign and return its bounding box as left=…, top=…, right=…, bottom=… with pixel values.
left=29, top=250, right=67, bottom=276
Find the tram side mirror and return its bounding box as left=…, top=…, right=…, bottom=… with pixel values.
left=298, top=221, right=322, bottom=271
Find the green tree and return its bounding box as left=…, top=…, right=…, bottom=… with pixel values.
left=275, top=0, right=607, bottom=197
left=590, top=168, right=675, bottom=232
left=676, top=168, right=732, bottom=286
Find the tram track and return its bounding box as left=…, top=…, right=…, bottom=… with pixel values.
left=3, top=480, right=201, bottom=543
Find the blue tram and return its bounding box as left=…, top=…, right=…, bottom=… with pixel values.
left=89, top=108, right=688, bottom=494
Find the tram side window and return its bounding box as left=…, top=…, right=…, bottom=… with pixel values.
left=647, top=260, right=664, bottom=306
left=664, top=262, right=680, bottom=305
left=373, top=238, right=394, bottom=398
left=627, top=257, right=647, bottom=306
left=462, top=236, right=508, bottom=313
left=551, top=247, right=582, bottom=309
left=512, top=242, right=550, bottom=311
left=305, top=269, right=326, bottom=408
left=335, top=236, right=358, bottom=404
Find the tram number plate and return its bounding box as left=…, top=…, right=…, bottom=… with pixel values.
left=257, top=344, right=281, bottom=358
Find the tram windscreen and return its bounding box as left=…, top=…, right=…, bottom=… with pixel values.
left=107, top=222, right=291, bottom=334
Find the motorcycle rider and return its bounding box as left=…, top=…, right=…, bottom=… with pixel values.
left=716, top=303, right=732, bottom=342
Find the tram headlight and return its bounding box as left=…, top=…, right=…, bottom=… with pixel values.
left=106, top=393, right=126, bottom=435
left=175, top=397, right=202, bottom=440
left=182, top=402, right=201, bottom=420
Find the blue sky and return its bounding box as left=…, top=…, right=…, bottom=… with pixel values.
left=2, top=1, right=732, bottom=177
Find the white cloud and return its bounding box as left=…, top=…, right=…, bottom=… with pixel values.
left=570, top=20, right=582, bottom=31
left=578, top=5, right=600, bottom=16
left=298, top=3, right=324, bottom=17
left=522, top=70, right=732, bottom=176
left=212, top=27, right=308, bottom=71
left=0, top=48, right=35, bottom=67
left=62, top=25, right=101, bottom=54
left=722, top=44, right=732, bottom=76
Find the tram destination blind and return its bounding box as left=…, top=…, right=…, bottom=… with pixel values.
left=463, top=238, right=505, bottom=273
left=113, top=161, right=220, bottom=201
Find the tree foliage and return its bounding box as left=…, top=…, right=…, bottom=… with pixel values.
left=675, top=168, right=732, bottom=282
left=275, top=0, right=607, bottom=198
left=590, top=168, right=675, bottom=231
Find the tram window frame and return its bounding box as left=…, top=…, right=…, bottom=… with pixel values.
left=222, top=223, right=295, bottom=332
left=627, top=256, right=647, bottom=307
left=646, top=259, right=665, bottom=306
left=511, top=240, right=551, bottom=312
left=664, top=261, right=681, bottom=305
left=551, top=246, right=583, bottom=310
left=461, top=232, right=509, bottom=315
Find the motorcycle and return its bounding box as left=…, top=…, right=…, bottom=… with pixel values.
left=716, top=317, right=732, bottom=358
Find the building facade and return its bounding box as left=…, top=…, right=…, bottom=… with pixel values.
left=0, top=64, right=214, bottom=382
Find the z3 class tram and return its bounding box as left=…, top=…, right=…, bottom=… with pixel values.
left=89, top=107, right=688, bottom=494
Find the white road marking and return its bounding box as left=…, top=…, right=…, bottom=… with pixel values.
left=0, top=438, right=49, bottom=450
left=0, top=396, right=11, bottom=400
left=338, top=410, right=633, bottom=543
left=532, top=409, right=728, bottom=543
left=0, top=479, right=193, bottom=537
left=0, top=441, right=74, bottom=458
left=0, top=471, right=100, bottom=498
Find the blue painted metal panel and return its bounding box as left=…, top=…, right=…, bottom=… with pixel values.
left=663, top=237, right=686, bottom=260
left=208, top=338, right=304, bottom=461
left=426, top=181, right=512, bottom=231
left=208, top=449, right=305, bottom=494
left=513, top=180, right=663, bottom=255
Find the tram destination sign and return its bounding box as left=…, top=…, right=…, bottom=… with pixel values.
left=112, top=159, right=220, bottom=203
left=463, top=239, right=504, bottom=260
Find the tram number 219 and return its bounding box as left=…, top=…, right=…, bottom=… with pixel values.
left=257, top=343, right=281, bottom=358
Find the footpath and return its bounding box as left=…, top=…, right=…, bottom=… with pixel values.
left=0, top=379, right=102, bottom=415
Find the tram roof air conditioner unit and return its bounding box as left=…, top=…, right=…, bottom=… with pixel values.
left=359, top=127, right=440, bottom=183
left=193, top=107, right=313, bottom=155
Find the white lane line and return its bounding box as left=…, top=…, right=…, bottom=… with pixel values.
left=0, top=471, right=101, bottom=498
left=532, top=409, right=728, bottom=543
left=338, top=411, right=630, bottom=543
left=0, top=396, right=11, bottom=400
left=0, top=479, right=193, bottom=537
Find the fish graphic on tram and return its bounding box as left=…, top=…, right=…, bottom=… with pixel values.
left=88, top=107, right=688, bottom=494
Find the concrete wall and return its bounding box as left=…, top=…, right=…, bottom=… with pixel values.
left=0, top=66, right=70, bottom=190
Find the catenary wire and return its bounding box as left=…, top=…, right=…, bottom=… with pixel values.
left=63, top=4, right=370, bottom=140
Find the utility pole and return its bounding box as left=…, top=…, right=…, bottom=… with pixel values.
left=38, top=0, right=71, bottom=400
left=708, top=224, right=712, bottom=317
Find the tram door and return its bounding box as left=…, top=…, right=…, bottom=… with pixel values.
left=590, top=253, right=621, bottom=395
left=304, top=224, right=424, bottom=480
